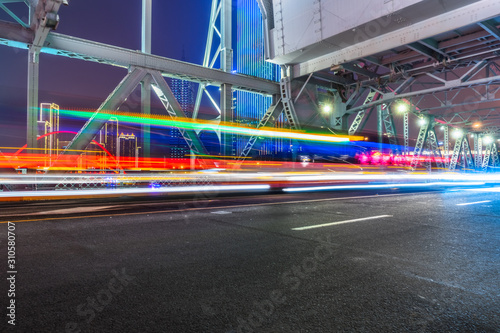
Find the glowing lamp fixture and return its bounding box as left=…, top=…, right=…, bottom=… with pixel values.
left=483, top=136, right=493, bottom=145
left=473, top=122, right=481, bottom=128
left=396, top=102, right=409, bottom=113
left=418, top=117, right=427, bottom=126
left=452, top=129, right=464, bottom=139
left=322, top=104, right=332, bottom=114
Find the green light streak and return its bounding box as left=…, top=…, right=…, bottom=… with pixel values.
left=58, top=109, right=352, bottom=143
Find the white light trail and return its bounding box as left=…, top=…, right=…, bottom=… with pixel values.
left=283, top=182, right=485, bottom=192
left=0, top=184, right=271, bottom=199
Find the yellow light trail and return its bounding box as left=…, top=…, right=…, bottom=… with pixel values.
left=58, top=109, right=364, bottom=143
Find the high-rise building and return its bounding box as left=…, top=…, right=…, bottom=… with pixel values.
left=236, top=0, right=282, bottom=157
left=118, top=133, right=139, bottom=160
left=37, top=103, right=60, bottom=158
left=168, top=78, right=195, bottom=160
left=101, top=117, right=119, bottom=157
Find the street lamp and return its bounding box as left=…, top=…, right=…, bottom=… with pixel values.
left=322, top=104, right=332, bottom=114
left=395, top=101, right=409, bottom=113
left=483, top=136, right=493, bottom=145
left=452, top=129, right=464, bottom=139
left=418, top=117, right=427, bottom=126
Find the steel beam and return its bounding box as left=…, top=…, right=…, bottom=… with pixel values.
left=220, top=83, right=234, bottom=156
left=0, top=3, right=29, bottom=27
left=347, top=73, right=500, bottom=114
left=221, top=0, right=232, bottom=72
left=0, top=20, right=280, bottom=95
left=141, top=0, right=151, bottom=160
left=239, top=99, right=283, bottom=160
left=410, top=118, right=432, bottom=170
left=443, top=125, right=449, bottom=160
left=492, top=143, right=499, bottom=168
left=141, top=0, right=151, bottom=54
left=404, top=112, right=409, bottom=155
left=149, top=71, right=208, bottom=157
left=340, top=63, right=377, bottom=79
left=377, top=105, right=383, bottom=152
left=478, top=19, right=500, bottom=41
left=460, top=60, right=489, bottom=82
left=280, top=74, right=300, bottom=130
left=62, top=67, right=149, bottom=154
left=482, top=142, right=493, bottom=171
left=462, top=136, right=475, bottom=170
left=449, top=135, right=464, bottom=171
left=348, top=90, right=378, bottom=135
left=27, top=50, right=39, bottom=151
left=141, top=75, right=151, bottom=160
left=427, top=127, right=444, bottom=170
left=381, top=104, right=399, bottom=154
left=292, top=0, right=500, bottom=77
left=408, top=42, right=442, bottom=62
left=193, top=0, right=219, bottom=119
left=418, top=38, right=451, bottom=59
left=26, top=0, right=63, bottom=153
left=474, top=134, right=482, bottom=170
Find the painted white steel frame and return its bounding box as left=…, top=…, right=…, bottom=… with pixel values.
left=291, top=0, right=500, bottom=78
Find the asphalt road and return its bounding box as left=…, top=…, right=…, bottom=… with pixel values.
left=0, top=187, right=499, bottom=332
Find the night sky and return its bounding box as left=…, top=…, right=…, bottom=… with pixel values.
left=0, top=0, right=216, bottom=147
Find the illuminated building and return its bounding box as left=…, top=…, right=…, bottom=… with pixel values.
left=236, top=0, right=282, bottom=157
left=169, top=78, right=195, bottom=159
left=101, top=117, right=119, bottom=157
left=37, top=103, right=60, bottom=159
left=118, top=132, right=139, bottom=161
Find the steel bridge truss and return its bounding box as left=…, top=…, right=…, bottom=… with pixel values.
left=61, top=67, right=209, bottom=163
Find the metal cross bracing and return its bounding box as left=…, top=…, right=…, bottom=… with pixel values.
left=449, top=135, right=465, bottom=171
left=285, top=13, right=500, bottom=172
left=481, top=140, right=499, bottom=171
left=491, top=143, right=500, bottom=169
left=404, top=112, right=409, bottom=156
left=348, top=90, right=379, bottom=135
left=270, top=0, right=500, bottom=159
left=462, top=136, right=476, bottom=171
left=59, top=67, right=209, bottom=165
left=193, top=0, right=233, bottom=121
left=0, top=23, right=279, bottom=95
left=380, top=103, right=399, bottom=154
left=238, top=99, right=283, bottom=160
left=409, top=117, right=432, bottom=170
left=426, top=128, right=445, bottom=170
left=448, top=132, right=479, bottom=172
left=279, top=69, right=301, bottom=131
left=474, top=134, right=483, bottom=169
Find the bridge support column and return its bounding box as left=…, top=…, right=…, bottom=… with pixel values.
left=221, top=0, right=232, bottom=72
left=141, top=75, right=151, bottom=161
left=141, top=0, right=152, bottom=161
left=377, top=105, right=383, bottom=152
left=221, top=83, right=234, bottom=156
left=27, top=50, right=39, bottom=154
left=331, top=92, right=347, bottom=131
